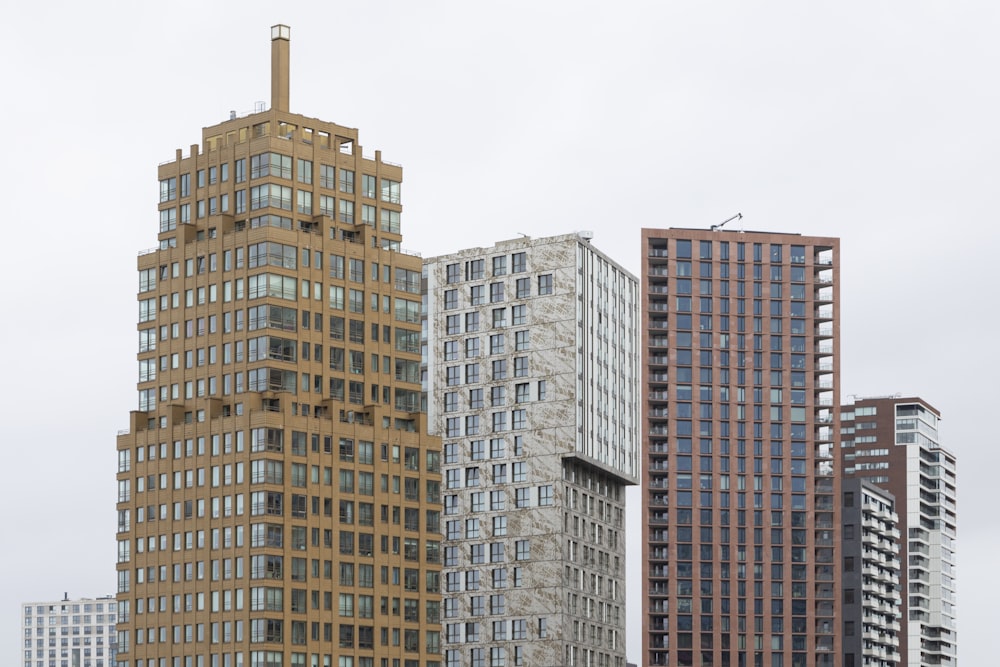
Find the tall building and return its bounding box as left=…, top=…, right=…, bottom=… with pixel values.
left=840, top=397, right=957, bottom=667
left=424, top=233, right=639, bottom=667
left=840, top=478, right=902, bottom=667
left=21, top=595, right=117, bottom=667
left=116, top=27, right=442, bottom=667
left=640, top=228, right=841, bottom=667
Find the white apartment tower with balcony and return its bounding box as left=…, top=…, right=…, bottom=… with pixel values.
left=424, top=233, right=639, bottom=667
left=842, top=479, right=903, bottom=667
left=841, top=397, right=957, bottom=667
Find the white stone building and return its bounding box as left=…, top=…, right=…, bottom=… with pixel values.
left=21, top=595, right=117, bottom=667
left=425, top=233, right=639, bottom=667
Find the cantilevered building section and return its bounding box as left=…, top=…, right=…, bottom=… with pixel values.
left=116, top=27, right=442, bottom=667
left=841, top=479, right=902, bottom=667
left=641, top=229, right=841, bottom=667
left=425, top=233, right=639, bottom=667
left=841, top=397, right=957, bottom=667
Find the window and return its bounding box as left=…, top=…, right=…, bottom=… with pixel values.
left=470, top=492, right=485, bottom=513
left=160, top=177, right=177, bottom=202
left=380, top=209, right=400, bottom=233
left=444, top=289, right=458, bottom=310
left=380, top=178, right=401, bottom=203
left=492, top=308, right=506, bottom=328
left=489, top=283, right=504, bottom=303
left=465, top=311, right=480, bottom=332
left=490, top=596, right=506, bottom=615
left=512, top=409, right=526, bottom=430
left=515, top=278, right=530, bottom=298
left=318, top=164, right=335, bottom=188
left=490, top=439, right=505, bottom=458
left=361, top=203, right=376, bottom=226
left=492, top=360, right=507, bottom=380
left=514, top=330, right=529, bottom=351
left=512, top=252, right=526, bottom=273
left=471, top=285, right=485, bottom=305
left=538, top=485, right=553, bottom=506
left=490, top=334, right=505, bottom=355
left=513, top=357, right=528, bottom=377
left=361, top=174, right=376, bottom=198
left=512, top=305, right=526, bottom=325
left=515, top=540, right=530, bottom=561
left=297, top=158, right=312, bottom=184
left=491, top=386, right=506, bottom=406
left=493, top=516, right=507, bottom=536
left=470, top=440, right=486, bottom=460
left=466, top=415, right=480, bottom=435
left=339, top=199, right=354, bottom=223
left=250, top=184, right=292, bottom=211
left=251, top=153, right=292, bottom=179
left=339, top=169, right=355, bottom=193
left=491, top=414, right=509, bottom=436
left=446, top=264, right=461, bottom=284
left=538, top=274, right=553, bottom=295
left=296, top=190, right=312, bottom=214
left=469, top=389, right=484, bottom=409
left=446, top=314, right=461, bottom=334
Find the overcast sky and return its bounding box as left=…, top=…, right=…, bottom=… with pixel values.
left=1, top=0, right=996, bottom=663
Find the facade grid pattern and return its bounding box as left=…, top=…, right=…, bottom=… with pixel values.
left=641, top=229, right=841, bottom=667
left=425, top=234, right=639, bottom=667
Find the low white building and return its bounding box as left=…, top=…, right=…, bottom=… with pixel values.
left=21, top=595, right=117, bottom=667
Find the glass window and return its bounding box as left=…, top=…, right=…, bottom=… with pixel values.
left=339, top=169, right=355, bottom=193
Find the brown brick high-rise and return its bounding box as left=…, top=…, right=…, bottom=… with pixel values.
left=641, top=228, right=841, bottom=667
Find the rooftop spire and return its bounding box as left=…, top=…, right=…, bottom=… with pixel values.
left=270, top=24, right=290, bottom=112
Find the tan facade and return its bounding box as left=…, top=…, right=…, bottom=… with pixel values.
left=116, top=27, right=442, bottom=667
left=641, top=229, right=841, bottom=667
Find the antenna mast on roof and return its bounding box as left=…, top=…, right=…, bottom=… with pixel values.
left=711, top=212, right=742, bottom=231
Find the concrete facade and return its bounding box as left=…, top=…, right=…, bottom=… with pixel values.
left=425, top=233, right=639, bottom=667
left=841, top=397, right=957, bottom=667
left=22, top=596, right=117, bottom=667
left=116, top=27, right=443, bottom=667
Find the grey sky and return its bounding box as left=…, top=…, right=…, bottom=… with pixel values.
left=1, top=1, right=996, bottom=663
